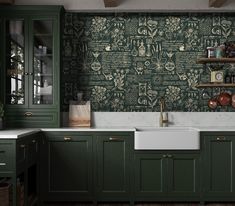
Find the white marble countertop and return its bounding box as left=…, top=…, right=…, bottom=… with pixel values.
left=0, top=126, right=235, bottom=139
left=0, top=129, right=41, bottom=139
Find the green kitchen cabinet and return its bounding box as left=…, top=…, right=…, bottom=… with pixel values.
left=0, top=6, right=64, bottom=128
left=202, top=132, right=235, bottom=201
left=42, top=131, right=93, bottom=202
left=95, top=132, right=134, bottom=202
left=134, top=151, right=200, bottom=202
left=0, top=131, right=41, bottom=206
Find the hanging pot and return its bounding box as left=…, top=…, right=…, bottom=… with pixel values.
left=218, top=92, right=231, bottom=106
left=208, top=98, right=218, bottom=109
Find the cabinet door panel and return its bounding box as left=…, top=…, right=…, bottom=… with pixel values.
left=204, top=134, right=235, bottom=198
left=96, top=134, right=132, bottom=199
left=167, top=154, right=200, bottom=197
left=45, top=135, right=93, bottom=201
left=134, top=153, right=167, bottom=198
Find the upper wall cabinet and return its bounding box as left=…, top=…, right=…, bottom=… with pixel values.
left=0, top=6, right=64, bottom=128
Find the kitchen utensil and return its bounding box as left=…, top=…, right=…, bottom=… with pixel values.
left=218, top=92, right=231, bottom=106
left=208, top=98, right=218, bottom=109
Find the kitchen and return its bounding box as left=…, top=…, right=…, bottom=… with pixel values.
left=1, top=0, right=235, bottom=205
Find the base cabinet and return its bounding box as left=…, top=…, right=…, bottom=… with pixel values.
left=42, top=131, right=134, bottom=204
left=0, top=132, right=41, bottom=206
left=134, top=152, right=200, bottom=201
left=42, top=132, right=93, bottom=202
left=202, top=132, right=235, bottom=201
left=95, top=133, right=133, bottom=201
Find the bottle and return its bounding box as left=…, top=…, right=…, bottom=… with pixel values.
left=225, top=72, right=231, bottom=83
left=43, top=80, right=48, bottom=87
left=138, top=40, right=146, bottom=57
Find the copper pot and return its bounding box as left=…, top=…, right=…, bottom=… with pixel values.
left=208, top=98, right=218, bottom=109
left=218, top=92, right=231, bottom=106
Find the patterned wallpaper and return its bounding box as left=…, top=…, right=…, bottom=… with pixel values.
left=61, top=13, right=235, bottom=112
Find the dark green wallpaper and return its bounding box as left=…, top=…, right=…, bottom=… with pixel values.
left=61, top=13, right=235, bottom=112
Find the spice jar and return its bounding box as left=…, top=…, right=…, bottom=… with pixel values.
left=207, top=47, right=215, bottom=58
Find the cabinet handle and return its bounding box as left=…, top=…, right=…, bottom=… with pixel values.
left=64, top=136, right=72, bottom=141
left=109, top=137, right=122, bottom=141
left=32, top=140, right=36, bottom=143
left=0, top=163, right=6, bottom=166
left=216, top=136, right=226, bottom=141
left=29, top=72, right=33, bottom=75
left=24, top=72, right=29, bottom=75
left=20, top=144, right=26, bottom=148
left=24, top=112, right=33, bottom=117
left=168, top=154, right=173, bottom=158
left=163, top=154, right=167, bottom=158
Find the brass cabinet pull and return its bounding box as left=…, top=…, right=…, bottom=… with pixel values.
left=24, top=112, right=33, bottom=117
left=109, top=137, right=122, bottom=141
left=29, top=72, right=33, bottom=75
left=0, top=163, right=6, bottom=166
left=163, top=154, right=167, bottom=158
left=32, top=140, right=36, bottom=143
left=64, top=136, right=72, bottom=141
left=24, top=72, right=29, bottom=75
left=168, top=154, right=173, bottom=158
left=20, top=144, right=26, bottom=148
left=216, top=136, right=226, bottom=141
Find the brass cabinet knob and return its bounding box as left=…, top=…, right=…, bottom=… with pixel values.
left=168, top=154, right=173, bottom=158
left=24, top=112, right=33, bottom=117
left=0, top=163, right=6, bottom=166
left=64, top=136, right=72, bottom=141
left=20, top=144, right=26, bottom=148
left=32, top=140, right=36, bottom=143
left=109, top=137, right=122, bottom=141
left=216, top=136, right=226, bottom=141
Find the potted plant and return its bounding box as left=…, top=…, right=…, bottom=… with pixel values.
left=0, top=102, right=4, bottom=130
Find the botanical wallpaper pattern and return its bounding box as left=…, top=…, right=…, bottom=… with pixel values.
left=61, top=13, right=235, bottom=112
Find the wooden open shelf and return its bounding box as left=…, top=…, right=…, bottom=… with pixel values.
left=196, top=83, right=235, bottom=88
left=197, top=58, right=235, bottom=64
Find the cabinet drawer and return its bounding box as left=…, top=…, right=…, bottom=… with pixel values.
left=45, top=132, right=92, bottom=141
left=5, top=110, right=59, bottom=128
left=0, top=143, right=14, bottom=173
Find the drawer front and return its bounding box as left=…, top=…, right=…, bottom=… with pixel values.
left=45, top=132, right=93, bottom=141
left=5, top=110, right=59, bottom=128
left=0, top=143, right=14, bottom=173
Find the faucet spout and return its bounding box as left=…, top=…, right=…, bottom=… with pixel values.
left=159, top=98, right=168, bottom=127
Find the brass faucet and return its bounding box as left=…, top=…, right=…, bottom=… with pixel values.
left=159, top=98, right=168, bottom=127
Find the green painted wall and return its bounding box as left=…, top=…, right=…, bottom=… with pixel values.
left=61, top=13, right=235, bottom=112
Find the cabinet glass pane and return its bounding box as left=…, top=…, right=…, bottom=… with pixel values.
left=5, top=20, right=25, bottom=105
left=33, top=20, right=53, bottom=105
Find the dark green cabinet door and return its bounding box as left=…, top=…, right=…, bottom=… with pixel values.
left=96, top=133, right=133, bottom=200
left=203, top=133, right=235, bottom=198
left=44, top=134, right=93, bottom=201
left=134, top=153, right=167, bottom=199
left=167, top=153, right=200, bottom=198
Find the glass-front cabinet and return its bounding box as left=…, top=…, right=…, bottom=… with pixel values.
left=0, top=6, right=64, bottom=128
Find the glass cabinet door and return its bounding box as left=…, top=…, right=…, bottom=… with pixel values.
left=5, top=19, right=25, bottom=105
left=32, top=20, right=53, bottom=105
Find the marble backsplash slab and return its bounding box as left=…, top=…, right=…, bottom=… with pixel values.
left=62, top=112, right=235, bottom=127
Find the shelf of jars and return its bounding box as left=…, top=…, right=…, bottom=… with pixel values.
left=197, top=57, right=235, bottom=64
left=196, top=83, right=235, bottom=88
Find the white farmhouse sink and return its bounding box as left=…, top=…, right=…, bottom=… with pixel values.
left=134, top=127, right=200, bottom=150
